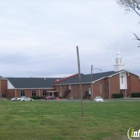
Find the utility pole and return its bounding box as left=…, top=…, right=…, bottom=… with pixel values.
left=76, top=46, right=84, bottom=117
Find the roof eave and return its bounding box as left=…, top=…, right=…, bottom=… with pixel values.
left=14, top=87, right=54, bottom=90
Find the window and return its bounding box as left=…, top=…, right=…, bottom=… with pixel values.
left=99, top=84, right=102, bottom=94
left=42, top=90, right=46, bottom=96
left=32, top=90, right=36, bottom=96
left=21, top=90, right=25, bottom=96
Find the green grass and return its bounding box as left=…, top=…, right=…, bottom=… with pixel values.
left=0, top=101, right=139, bottom=140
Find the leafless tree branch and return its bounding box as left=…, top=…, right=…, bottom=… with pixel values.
left=117, top=0, right=140, bottom=47
left=117, top=0, right=140, bottom=16
left=134, top=33, right=140, bottom=41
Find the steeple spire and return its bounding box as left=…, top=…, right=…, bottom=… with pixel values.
left=114, top=46, right=125, bottom=71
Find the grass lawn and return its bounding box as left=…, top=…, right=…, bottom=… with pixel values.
left=0, top=100, right=139, bottom=140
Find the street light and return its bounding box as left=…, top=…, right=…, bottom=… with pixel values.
left=90, top=65, right=102, bottom=102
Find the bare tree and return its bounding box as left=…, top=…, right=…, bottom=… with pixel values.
left=117, top=0, right=140, bottom=46
left=117, top=0, right=140, bottom=16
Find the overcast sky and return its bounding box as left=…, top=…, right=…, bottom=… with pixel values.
left=0, top=0, right=140, bottom=77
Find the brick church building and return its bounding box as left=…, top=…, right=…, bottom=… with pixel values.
left=0, top=50, right=140, bottom=99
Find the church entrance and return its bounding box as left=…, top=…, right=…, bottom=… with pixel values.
left=120, top=90, right=126, bottom=98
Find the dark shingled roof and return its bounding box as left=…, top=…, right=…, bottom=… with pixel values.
left=54, top=71, right=119, bottom=85
left=7, top=71, right=124, bottom=88
left=8, top=77, right=61, bottom=88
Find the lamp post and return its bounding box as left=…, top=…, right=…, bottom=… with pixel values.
left=90, top=65, right=102, bottom=102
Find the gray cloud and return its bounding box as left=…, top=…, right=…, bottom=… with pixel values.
left=0, top=0, right=140, bottom=77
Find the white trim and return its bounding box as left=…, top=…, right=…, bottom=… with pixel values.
left=7, top=80, right=15, bottom=89
left=120, top=72, right=127, bottom=90
left=92, top=77, right=105, bottom=83
left=110, top=69, right=139, bottom=78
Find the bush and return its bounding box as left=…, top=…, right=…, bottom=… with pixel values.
left=112, top=93, right=123, bottom=98
left=2, top=93, right=6, bottom=98
left=131, top=93, right=140, bottom=97
left=32, top=96, right=45, bottom=99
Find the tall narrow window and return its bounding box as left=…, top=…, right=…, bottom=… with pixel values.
left=42, top=90, right=46, bottom=96
left=21, top=90, right=25, bottom=96
left=100, top=84, right=102, bottom=94
left=32, top=90, right=36, bottom=96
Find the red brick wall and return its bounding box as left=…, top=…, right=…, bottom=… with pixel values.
left=104, top=78, right=109, bottom=98
left=93, top=79, right=104, bottom=98
left=54, top=75, right=123, bottom=99
left=54, top=80, right=110, bottom=99
left=109, top=74, right=120, bottom=98
left=7, top=89, right=56, bottom=98
left=0, top=80, right=8, bottom=98
left=54, top=85, right=69, bottom=97
left=129, top=73, right=140, bottom=94
left=54, top=76, right=120, bottom=99
left=127, top=73, right=131, bottom=96
left=7, top=89, right=15, bottom=98
left=54, top=84, right=92, bottom=99
left=93, top=78, right=110, bottom=99
left=1, top=80, right=7, bottom=94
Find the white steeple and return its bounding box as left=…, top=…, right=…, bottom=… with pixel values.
left=114, top=46, right=125, bottom=71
